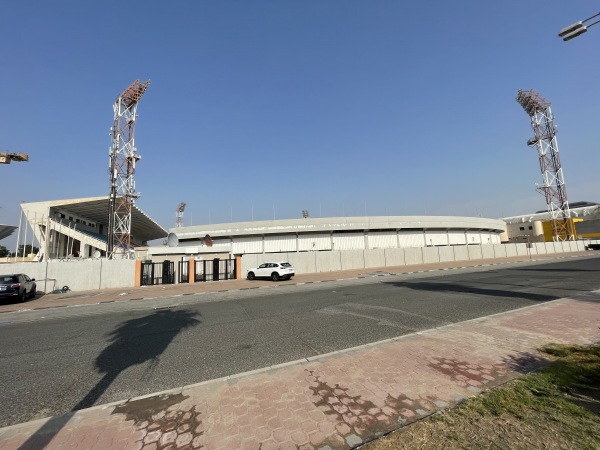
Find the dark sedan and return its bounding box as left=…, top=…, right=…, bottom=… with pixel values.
left=0, top=274, right=36, bottom=302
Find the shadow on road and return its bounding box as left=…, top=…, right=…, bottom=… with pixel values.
left=385, top=280, right=558, bottom=302
left=17, top=308, right=200, bottom=450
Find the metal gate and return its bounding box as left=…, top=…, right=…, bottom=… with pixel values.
left=141, top=260, right=175, bottom=286
left=194, top=258, right=236, bottom=282
left=178, top=260, right=189, bottom=284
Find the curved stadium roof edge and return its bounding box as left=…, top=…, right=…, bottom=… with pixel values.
left=171, top=216, right=506, bottom=239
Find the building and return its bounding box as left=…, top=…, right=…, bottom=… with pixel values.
left=19, top=197, right=167, bottom=260
left=502, top=201, right=600, bottom=242
left=136, top=215, right=507, bottom=262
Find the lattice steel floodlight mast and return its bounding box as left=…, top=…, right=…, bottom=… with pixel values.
left=107, top=79, right=150, bottom=259
left=516, top=89, right=575, bottom=241
left=175, top=202, right=186, bottom=227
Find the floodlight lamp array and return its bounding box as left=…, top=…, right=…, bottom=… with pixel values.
left=119, top=80, right=150, bottom=107
left=516, top=89, right=551, bottom=117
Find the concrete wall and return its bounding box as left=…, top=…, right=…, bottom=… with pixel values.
left=340, top=250, right=366, bottom=270
left=316, top=251, right=342, bottom=273
left=403, top=247, right=424, bottom=266
left=0, top=240, right=588, bottom=292
left=492, top=244, right=507, bottom=258
left=437, top=246, right=455, bottom=263
left=240, top=242, right=588, bottom=276
left=0, top=259, right=135, bottom=292
left=384, top=248, right=405, bottom=267
left=363, top=249, right=386, bottom=268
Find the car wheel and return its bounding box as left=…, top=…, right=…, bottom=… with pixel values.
left=20, top=290, right=27, bottom=303
left=30, top=286, right=37, bottom=298
left=247, top=272, right=255, bottom=280
left=271, top=272, right=280, bottom=282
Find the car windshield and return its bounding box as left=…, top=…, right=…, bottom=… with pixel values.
left=280, top=263, right=292, bottom=267
left=0, top=275, right=17, bottom=283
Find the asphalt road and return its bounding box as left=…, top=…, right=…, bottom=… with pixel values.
left=1, top=256, right=599, bottom=427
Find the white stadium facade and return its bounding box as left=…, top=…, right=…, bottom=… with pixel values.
left=165, top=215, right=506, bottom=255
left=4, top=200, right=592, bottom=291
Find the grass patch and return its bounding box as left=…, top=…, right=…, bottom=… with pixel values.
left=364, top=344, right=600, bottom=450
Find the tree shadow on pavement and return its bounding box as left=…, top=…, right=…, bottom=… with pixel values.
left=503, top=351, right=551, bottom=374
left=385, top=280, right=558, bottom=302
left=17, top=308, right=200, bottom=450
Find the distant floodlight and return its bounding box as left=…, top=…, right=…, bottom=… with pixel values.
left=302, top=210, right=309, bottom=218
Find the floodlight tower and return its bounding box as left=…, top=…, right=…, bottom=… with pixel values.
left=516, top=89, right=575, bottom=241
left=107, top=79, right=150, bottom=259
left=175, top=202, right=186, bottom=227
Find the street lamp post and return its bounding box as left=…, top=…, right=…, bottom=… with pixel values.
left=559, top=12, right=600, bottom=41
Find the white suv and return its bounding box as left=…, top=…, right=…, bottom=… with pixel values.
left=247, top=262, right=295, bottom=281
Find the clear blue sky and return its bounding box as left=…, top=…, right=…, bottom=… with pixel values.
left=1, top=1, right=599, bottom=249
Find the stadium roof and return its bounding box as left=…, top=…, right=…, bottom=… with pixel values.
left=22, top=196, right=167, bottom=243
left=0, top=225, right=17, bottom=241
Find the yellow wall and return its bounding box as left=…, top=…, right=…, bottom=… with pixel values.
left=541, top=218, right=581, bottom=242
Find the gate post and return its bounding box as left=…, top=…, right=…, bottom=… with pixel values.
left=235, top=255, right=242, bottom=279
left=212, top=258, right=220, bottom=281
left=189, top=259, right=195, bottom=284
left=134, top=260, right=142, bottom=287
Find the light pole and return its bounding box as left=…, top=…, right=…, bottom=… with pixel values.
left=558, top=12, right=600, bottom=41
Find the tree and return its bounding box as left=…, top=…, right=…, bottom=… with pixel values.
left=0, top=245, right=9, bottom=258
left=16, top=244, right=39, bottom=257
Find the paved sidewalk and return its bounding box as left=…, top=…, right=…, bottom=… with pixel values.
left=0, top=251, right=593, bottom=314
left=0, top=251, right=598, bottom=450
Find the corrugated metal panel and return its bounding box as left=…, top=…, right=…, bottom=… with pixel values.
left=211, top=238, right=231, bottom=247
left=264, top=235, right=296, bottom=252
left=298, top=233, right=331, bottom=251
left=332, top=232, right=364, bottom=250
left=448, top=231, right=466, bottom=245
left=232, top=237, right=263, bottom=254
left=425, top=231, right=448, bottom=246
left=466, top=232, right=482, bottom=244
left=398, top=231, right=425, bottom=247
left=368, top=231, right=397, bottom=249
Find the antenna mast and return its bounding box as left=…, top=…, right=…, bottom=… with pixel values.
left=176, top=202, right=186, bottom=227
left=516, top=89, right=575, bottom=241
left=107, top=79, right=150, bottom=259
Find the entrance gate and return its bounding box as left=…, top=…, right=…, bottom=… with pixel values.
left=141, top=261, right=175, bottom=286
left=194, top=258, right=236, bottom=282
left=178, top=260, right=189, bottom=283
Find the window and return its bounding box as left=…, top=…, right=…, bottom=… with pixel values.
left=528, top=226, right=532, bottom=230
left=519, top=227, right=525, bottom=231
